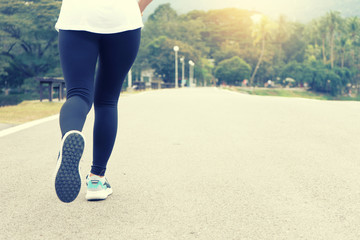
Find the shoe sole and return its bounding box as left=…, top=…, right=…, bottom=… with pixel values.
left=54, top=130, right=85, bottom=203
left=86, top=188, right=113, bottom=201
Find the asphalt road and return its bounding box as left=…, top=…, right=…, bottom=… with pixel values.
left=0, top=123, right=16, bottom=131
left=2, top=87, right=360, bottom=240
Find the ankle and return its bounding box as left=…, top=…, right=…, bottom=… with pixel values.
left=90, top=173, right=104, bottom=178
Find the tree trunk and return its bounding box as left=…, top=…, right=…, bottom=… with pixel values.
left=278, top=43, right=282, bottom=64
left=250, top=37, right=265, bottom=87
left=322, top=37, right=326, bottom=64
left=350, top=49, right=355, bottom=64
left=330, top=31, right=335, bottom=68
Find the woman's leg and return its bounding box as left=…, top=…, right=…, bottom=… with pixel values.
left=91, top=28, right=141, bottom=176
left=55, top=30, right=101, bottom=202
left=58, top=30, right=100, bottom=137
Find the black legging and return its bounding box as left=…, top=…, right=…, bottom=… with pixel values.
left=58, top=28, right=141, bottom=176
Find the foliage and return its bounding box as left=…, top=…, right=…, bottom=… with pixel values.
left=215, top=56, right=251, bottom=85
left=146, top=36, right=199, bottom=82
left=196, top=58, right=215, bottom=86
left=280, top=61, right=312, bottom=86
left=0, top=2, right=359, bottom=97
left=0, top=93, right=22, bottom=106
left=0, top=0, right=61, bottom=89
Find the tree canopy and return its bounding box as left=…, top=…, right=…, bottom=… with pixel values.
left=0, top=1, right=360, bottom=96
left=215, top=56, right=251, bottom=85
left=0, top=0, right=61, bottom=89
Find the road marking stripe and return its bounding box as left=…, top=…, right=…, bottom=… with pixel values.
left=0, top=114, right=59, bottom=138
left=0, top=89, right=197, bottom=138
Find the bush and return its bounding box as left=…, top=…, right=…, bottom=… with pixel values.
left=280, top=61, right=313, bottom=87
left=0, top=77, right=42, bottom=106
left=215, top=56, right=252, bottom=85
left=327, top=71, right=342, bottom=96
left=0, top=94, right=23, bottom=107
left=281, top=60, right=352, bottom=96
left=21, top=78, right=41, bottom=100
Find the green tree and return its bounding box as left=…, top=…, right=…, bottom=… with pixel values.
left=213, top=40, right=242, bottom=64
left=214, top=56, right=251, bottom=85
left=280, top=61, right=312, bottom=87
left=201, top=8, right=253, bottom=57
left=146, top=36, right=199, bottom=82
left=318, top=17, right=329, bottom=65
left=347, top=17, right=360, bottom=92
left=339, top=36, right=351, bottom=68
left=0, top=0, right=61, bottom=89
left=282, top=23, right=307, bottom=63
left=325, top=11, right=343, bottom=68
left=347, top=17, right=360, bottom=65
left=198, top=58, right=215, bottom=86
left=305, top=60, right=349, bottom=96
left=141, top=3, right=178, bottom=44
left=274, top=15, right=288, bottom=64
left=249, top=15, right=273, bottom=86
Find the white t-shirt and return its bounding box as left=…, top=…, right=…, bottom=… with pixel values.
left=55, top=0, right=143, bottom=34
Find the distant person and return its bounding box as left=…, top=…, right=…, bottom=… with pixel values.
left=242, top=79, right=248, bottom=87
left=53, top=0, right=153, bottom=203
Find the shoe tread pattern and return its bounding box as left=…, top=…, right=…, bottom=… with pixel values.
left=55, top=133, right=84, bottom=203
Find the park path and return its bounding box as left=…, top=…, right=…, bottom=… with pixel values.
left=1, top=87, right=360, bottom=240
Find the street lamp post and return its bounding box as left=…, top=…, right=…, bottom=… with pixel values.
left=188, top=60, right=194, bottom=87
left=188, top=60, right=192, bottom=87
left=180, top=56, right=185, bottom=88
left=173, top=46, right=179, bottom=88
left=192, top=61, right=195, bottom=86
left=128, top=68, right=132, bottom=90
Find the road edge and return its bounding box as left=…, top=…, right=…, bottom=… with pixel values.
left=0, top=88, right=193, bottom=138
left=0, top=114, right=59, bottom=138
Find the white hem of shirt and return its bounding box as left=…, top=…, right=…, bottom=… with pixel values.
left=55, top=23, right=144, bottom=34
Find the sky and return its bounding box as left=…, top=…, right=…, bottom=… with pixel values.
left=143, top=0, right=360, bottom=22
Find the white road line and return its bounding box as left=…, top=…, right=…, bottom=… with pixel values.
left=0, top=114, right=59, bottom=138
left=0, top=89, right=183, bottom=138
left=0, top=92, right=136, bottom=138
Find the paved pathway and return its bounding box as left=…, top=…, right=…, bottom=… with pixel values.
left=0, top=123, right=15, bottom=131
left=2, top=88, right=360, bottom=239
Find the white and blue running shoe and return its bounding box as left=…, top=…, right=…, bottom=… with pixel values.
left=85, top=175, right=113, bottom=201
left=54, top=130, right=85, bottom=203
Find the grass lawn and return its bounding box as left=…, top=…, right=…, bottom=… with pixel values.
left=0, top=89, right=150, bottom=125
left=224, top=86, right=360, bottom=101
left=0, top=100, right=64, bottom=124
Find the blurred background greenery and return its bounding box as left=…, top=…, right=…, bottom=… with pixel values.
left=1, top=0, right=360, bottom=107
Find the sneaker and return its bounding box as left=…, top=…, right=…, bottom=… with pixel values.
left=54, top=130, right=85, bottom=203
left=85, top=175, right=113, bottom=200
